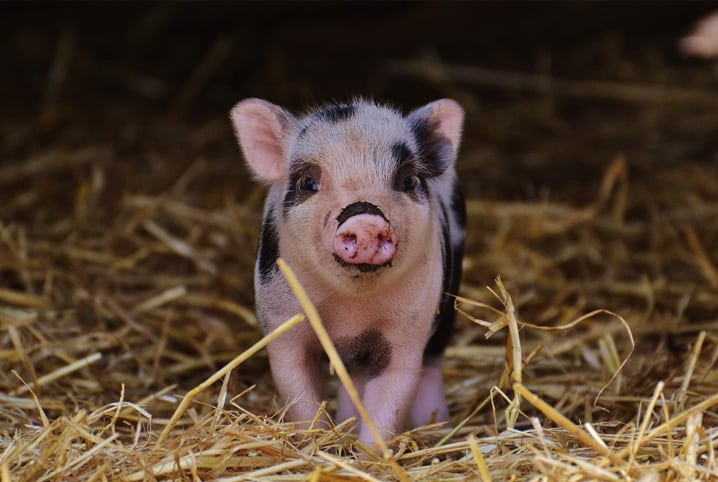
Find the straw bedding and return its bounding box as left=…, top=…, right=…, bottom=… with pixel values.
left=1, top=4, right=717, bottom=480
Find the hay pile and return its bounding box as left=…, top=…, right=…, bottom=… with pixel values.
left=2, top=4, right=718, bottom=481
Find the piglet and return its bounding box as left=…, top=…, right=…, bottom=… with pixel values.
left=230, top=98, right=466, bottom=445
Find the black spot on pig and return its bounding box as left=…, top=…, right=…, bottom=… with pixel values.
left=411, top=118, right=453, bottom=178
left=298, top=124, right=310, bottom=139
left=391, top=142, right=414, bottom=169
left=391, top=142, right=429, bottom=202
left=451, top=177, right=467, bottom=228
left=297, top=104, right=355, bottom=139
left=424, top=202, right=464, bottom=359
left=336, top=201, right=387, bottom=226
left=257, top=207, right=280, bottom=284
left=317, top=103, right=356, bottom=123
left=335, top=329, right=392, bottom=377
left=283, top=163, right=321, bottom=217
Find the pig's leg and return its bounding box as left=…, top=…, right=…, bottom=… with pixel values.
left=267, top=341, right=330, bottom=429
left=358, top=355, right=423, bottom=445
left=336, top=377, right=365, bottom=429
left=410, top=356, right=449, bottom=427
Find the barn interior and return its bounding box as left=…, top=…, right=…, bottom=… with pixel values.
left=2, top=3, right=718, bottom=480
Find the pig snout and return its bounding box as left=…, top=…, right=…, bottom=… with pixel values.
left=333, top=213, right=397, bottom=266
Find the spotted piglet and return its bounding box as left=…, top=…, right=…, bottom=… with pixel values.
left=230, top=98, right=466, bottom=445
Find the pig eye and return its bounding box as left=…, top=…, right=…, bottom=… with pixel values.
left=400, top=174, right=420, bottom=192
left=393, top=165, right=422, bottom=194
left=297, top=175, right=318, bottom=192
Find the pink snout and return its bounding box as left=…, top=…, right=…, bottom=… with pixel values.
left=333, top=214, right=397, bottom=266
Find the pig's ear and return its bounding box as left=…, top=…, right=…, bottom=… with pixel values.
left=408, top=99, right=464, bottom=176
left=230, top=98, right=298, bottom=182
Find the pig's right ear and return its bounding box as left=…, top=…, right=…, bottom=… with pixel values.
left=230, top=98, right=298, bottom=182
left=408, top=99, right=464, bottom=177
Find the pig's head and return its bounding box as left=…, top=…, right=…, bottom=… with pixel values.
left=231, top=98, right=463, bottom=292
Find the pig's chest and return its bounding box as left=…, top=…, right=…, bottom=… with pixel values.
left=312, top=295, right=429, bottom=376
left=331, top=328, right=392, bottom=377
left=311, top=297, right=394, bottom=374
left=316, top=293, right=401, bottom=339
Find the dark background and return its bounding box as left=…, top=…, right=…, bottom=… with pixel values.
left=2, top=2, right=717, bottom=200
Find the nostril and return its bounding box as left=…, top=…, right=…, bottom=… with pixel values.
left=341, top=233, right=356, bottom=246
left=377, top=232, right=394, bottom=246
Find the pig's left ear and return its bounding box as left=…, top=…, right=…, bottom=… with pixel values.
left=230, top=98, right=298, bottom=182
left=408, top=99, right=464, bottom=176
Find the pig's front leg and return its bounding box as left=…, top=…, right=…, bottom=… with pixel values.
left=266, top=337, right=330, bottom=430
left=336, top=377, right=365, bottom=427
left=410, top=356, right=449, bottom=427
left=357, top=351, right=423, bottom=445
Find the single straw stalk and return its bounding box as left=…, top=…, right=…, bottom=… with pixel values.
left=11, top=352, right=103, bottom=396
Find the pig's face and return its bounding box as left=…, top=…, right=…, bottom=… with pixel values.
left=282, top=104, right=434, bottom=286
left=231, top=99, right=463, bottom=292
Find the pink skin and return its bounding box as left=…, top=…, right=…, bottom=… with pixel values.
left=333, top=214, right=397, bottom=266
left=682, top=11, right=718, bottom=58
left=410, top=358, right=450, bottom=427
